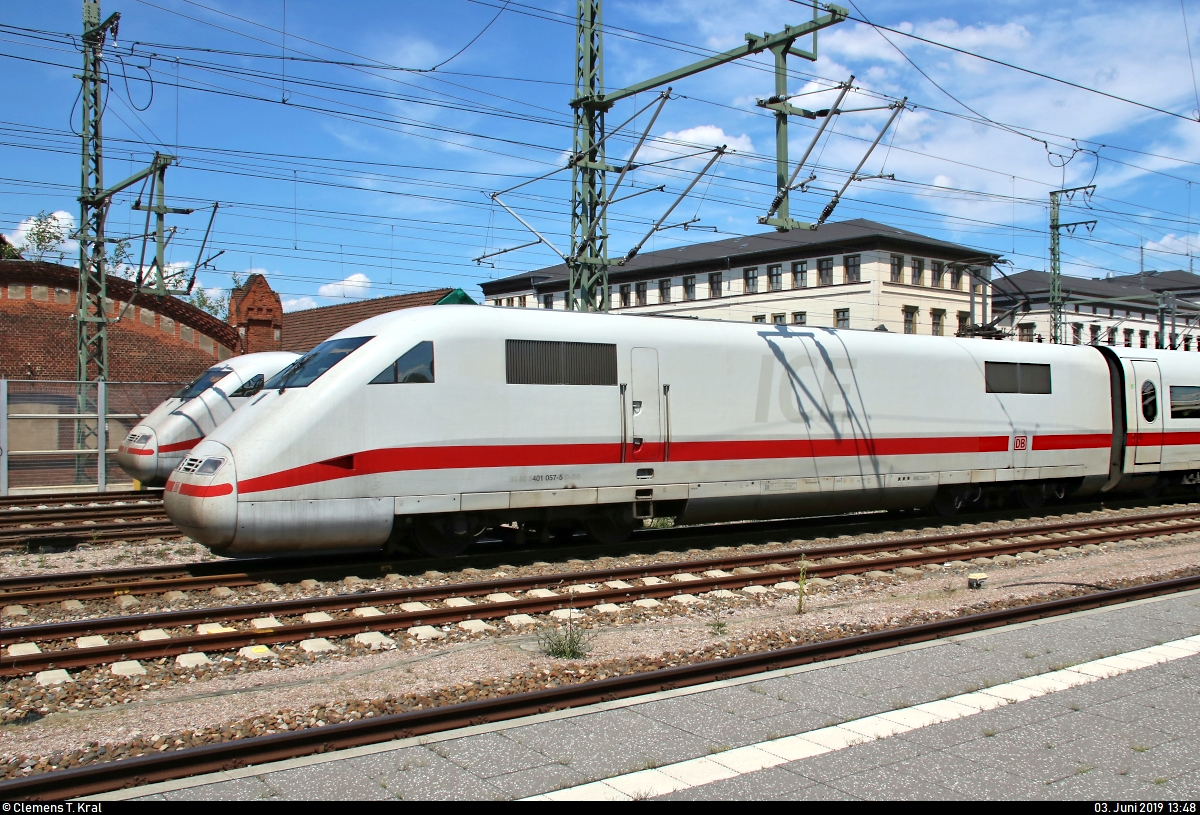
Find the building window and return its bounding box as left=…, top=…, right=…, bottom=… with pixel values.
left=619, top=284, right=631, bottom=308
left=1019, top=323, right=1035, bottom=342
left=951, top=268, right=963, bottom=291
left=772, top=313, right=786, bottom=325
left=683, top=275, right=696, bottom=301
left=890, top=255, right=903, bottom=283
left=1072, top=323, right=1082, bottom=345
left=903, top=306, right=918, bottom=334
left=708, top=272, right=723, bottom=298
left=1108, top=327, right=1117, bottom=346
left=635, top=281, right=647, bottom=306
left=743, top=267, right=759, bottom=294
left=931, top=309, right=945, bottom=336
left=1140, top=330, right=1150, bottom=348
left=1090, top=324, right=1101, bottom=345
left=768, top=265, right=782, bottom=291
left=659, top=278, right=671, bottom=303
left=792, top=261, right=807, bottom=289
left=818, top=258, right=833, bottom=287
left=958, top=311, right=970, bottom=335
left=1186, top=336, right=1193, bottom=351
left=835, top=308, right=850, bottom=329
left=792, top=312, right=806, bottom=325
left=842, top=255, right=861, bottom=284
left=505, top=297, right=514, bottom=307
left=753, top=315, right=766, bottom=323
left=911, top=258, right=924, bottom=286
left=1124, top=328, right=1134, bottom=347
left=543, top=293, right=553, bottom=309
left=1155, top=331, right=1161, bottom=349
left=518, top=295, right=526, bottom=307
left=932, top=261, right=945, bottom=288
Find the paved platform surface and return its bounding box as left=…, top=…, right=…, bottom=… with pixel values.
left=114, top=589, right=1200, bottom=801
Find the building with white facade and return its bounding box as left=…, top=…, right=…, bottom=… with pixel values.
left=480, top=219, right=999, bottom=335
left=992, top=269, right=1200, bottom=350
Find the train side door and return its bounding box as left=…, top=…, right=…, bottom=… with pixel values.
left=630, top=347, right=664, bottom=461
left=1132, top=360, right=1163, bottom=465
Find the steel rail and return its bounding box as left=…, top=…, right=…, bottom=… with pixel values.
left=0, top=504, right=165, bottom=526
left=0, top=520, right=181, bottom=547
left=1, top=490, right=160, bottom=508
left=4, top=504, right=1198, bottom=608
left=4, top=573, right=1199, bottom=800
left=4, top=511, right=1199, bottom=673
left=1, top=496, right=1188, bottom=595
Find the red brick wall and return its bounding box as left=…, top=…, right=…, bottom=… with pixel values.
left=229, top=274, right=283, bottom=354
left=0, top=272, right=234, bottom=381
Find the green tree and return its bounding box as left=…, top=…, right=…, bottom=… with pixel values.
left=187, top=285, right=229, bottom=320
left=20, top=211, right=67, bottom=262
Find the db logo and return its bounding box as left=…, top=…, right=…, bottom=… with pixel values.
left=1013, top=435, right=1028, bottom=450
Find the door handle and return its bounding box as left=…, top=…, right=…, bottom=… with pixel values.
left=632, top=400, right=642, bottom=415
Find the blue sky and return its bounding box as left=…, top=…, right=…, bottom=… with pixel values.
left=5, top=0, right=1200, bottom=311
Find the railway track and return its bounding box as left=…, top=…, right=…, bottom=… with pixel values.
left=1, top=496, right=1191, bottom=601
left=1, top=490, right=161, bottom=510
left=3, top=504, right=1199, bottom=677
left=0, top=492, right=172, bottom=548
left=3, top=571, right=1197, bottom=800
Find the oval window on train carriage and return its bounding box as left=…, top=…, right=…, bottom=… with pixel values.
left=1142, top=380, right=1158, bottom=423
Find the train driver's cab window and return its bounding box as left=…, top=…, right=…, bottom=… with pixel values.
left=370, top=341, right=435, bottom=384
left=174, top=367, right=230, bottom=400
left=1170, top=386, right=1200, bottom=418
left=985, top=362, right=1052, bottom=394
left=1142, top=380, right=1157, bottom=422
left=267, top=336, right=374, bottom=390
left=230, top=374, right=265, bottom=398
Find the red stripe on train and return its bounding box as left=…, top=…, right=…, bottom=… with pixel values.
left=1126, top=431, right=1200, bottom=447
left=1031, top=433, right=1111, bottom=450
left=237, top=435, right=1014, bottom=495
left=165, top=479, right=233, bottom=497
left=158, top=438, right=202, bottom=454
left=119, top=446, right=154, bottom=456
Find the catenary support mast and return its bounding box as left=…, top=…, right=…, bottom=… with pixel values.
left=567, top=2, right=847, bottom=310
left=1048, top=185, right=1096, bottom=343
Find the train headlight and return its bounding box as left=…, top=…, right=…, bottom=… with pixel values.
left=196, top=457, right=225, bottom=476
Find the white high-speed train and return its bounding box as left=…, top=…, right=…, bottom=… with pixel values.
left=116, top=352, right=298, bottom=487
left=163, top=305, right=1200, bottom=557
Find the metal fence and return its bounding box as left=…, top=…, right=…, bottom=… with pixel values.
left=0, top=380, right=184, bottom=495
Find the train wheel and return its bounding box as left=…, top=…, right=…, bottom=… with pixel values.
left=1016, top=484, right=1046, bottom=510
left=930, top=488, right=962, bottom=517
left=413, top=516, right=475, bottom=558
left=583, top=506, right=636, bottom=545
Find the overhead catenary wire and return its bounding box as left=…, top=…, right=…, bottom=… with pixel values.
left=4, top=9, right=1195, bottom=297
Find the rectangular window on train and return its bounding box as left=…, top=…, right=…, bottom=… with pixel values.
left=370, top=341, right=434, bottom=384
left=986, top=362, right=1051, bottom=394
left=506, top=340, right=618, bottom=386
left=1170, top=386, right=1200, bottom=418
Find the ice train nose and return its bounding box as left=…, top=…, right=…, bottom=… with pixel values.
left=164, top=442, right=237, bottom=551
left=114, top=426, right=159, bottom=485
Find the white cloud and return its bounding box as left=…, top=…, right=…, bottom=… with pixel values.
left=659, top=125, right=755, bottom=155
left=282, top=296, right=318, bottom=312
left=317, top=272, right=372, bottom=300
